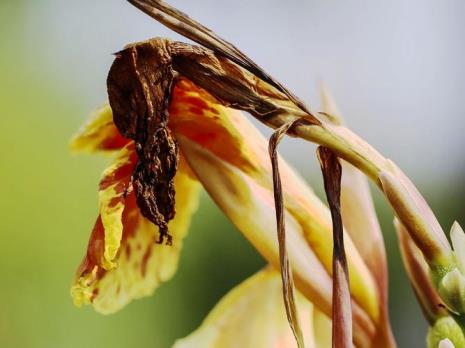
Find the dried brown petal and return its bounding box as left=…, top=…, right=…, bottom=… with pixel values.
left=127, top=0, right=310, bottom=115
left=107, top=39, right=178, bottom=245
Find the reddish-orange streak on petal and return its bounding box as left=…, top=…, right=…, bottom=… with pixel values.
left=74, top=143, right=139, bottom=281
left=99, top=148, right=136, bottom=191
left=75, top=216, right=105, bottom=280
left=98, top=132, right=130, bottom=151
left=169, top=78, right=260, bottom=175
left=75, top=191, right=140, bottom=280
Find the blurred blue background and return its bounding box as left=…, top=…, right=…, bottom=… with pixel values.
left=0, top=1, right=464, bottom=347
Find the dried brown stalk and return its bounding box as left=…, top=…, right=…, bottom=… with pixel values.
left=318, top=147, right=353, bottom=348
left=269, top=119, right=307, bottom=348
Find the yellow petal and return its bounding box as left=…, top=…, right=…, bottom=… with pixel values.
left=71, top=154, right=200, bottom=314
left=313, top=309, right=332, bottom=348
left=169, top=79, right=263, bottom=175
left=173, top=268, right=316, bottom=348
left=98, top=144, right=136, bottom=269
left=179, top=136, right=376, bottom=346
left=170, top=79, right=379, bottom=346
left=70, top=103, right=129, bottom=153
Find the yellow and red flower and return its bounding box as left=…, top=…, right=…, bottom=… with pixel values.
left=71, top=78, right=393, bottom=347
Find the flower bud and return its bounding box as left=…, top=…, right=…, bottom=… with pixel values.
left=427, top=317, right=465, bottom=348
left=395, top=218, right=447, bottom=323
left=437, top=222, right=465, bottom=314
left=438, top=268, right=465, bottom=314
left=450, top=222, right=465, bottom=274
left=378, top=165, right=452, bottom=268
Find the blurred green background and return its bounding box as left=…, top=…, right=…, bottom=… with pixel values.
left=0, top=1, right=463, bottom=347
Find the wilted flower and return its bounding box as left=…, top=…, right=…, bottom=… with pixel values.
left=71, top=77, right=393, bottom=347
left=69, top=1, right=465, bottom=346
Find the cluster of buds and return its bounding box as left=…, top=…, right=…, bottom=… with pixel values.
left=70, top=1, right=464, bottom=347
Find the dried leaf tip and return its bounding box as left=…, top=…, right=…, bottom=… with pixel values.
left=318, top=147, right=353, bottom=348
left=269, top=119, right=306, bottom=348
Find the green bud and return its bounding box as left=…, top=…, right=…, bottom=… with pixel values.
left=427, top=317, right=465, bottom=348
left=436, top=222, right=465, bottom=314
